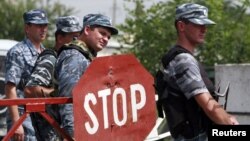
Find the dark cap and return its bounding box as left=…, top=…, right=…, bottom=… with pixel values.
left=83, top=14, right=118, bottom=35
left=23, top=9, right=49, bottom=24
left=56, top=16, right=82, bottom=32
left=175, top=3, right=215, bottom=25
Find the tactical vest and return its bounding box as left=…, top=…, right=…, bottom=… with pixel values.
left=161, top=45, right=215, bottom=139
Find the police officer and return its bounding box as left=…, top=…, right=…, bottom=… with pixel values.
left=5, top=9, right=49, bottom=141
left=55, top=13, right=118, bottom=139
left=24, top=15, right=82, bottom=97
left=24, top=16, right=82, bottom=141
left=160, top=3, right=239, bottom=141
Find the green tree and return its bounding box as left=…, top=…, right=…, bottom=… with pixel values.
left=0, top=0, right=75, bottom=48
left=118, top=0, right=250, bottom=74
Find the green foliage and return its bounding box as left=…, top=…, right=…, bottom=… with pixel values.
left=119, top=0, right=250, bottom=74
left=0, top=0, right=75, bottom=48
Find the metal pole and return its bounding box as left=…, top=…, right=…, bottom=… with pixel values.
left=112, top=0, right=117, bottom=25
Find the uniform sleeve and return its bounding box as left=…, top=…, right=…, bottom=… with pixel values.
left=169, top=53, right=209, bottom=99
left=25, top=52, right=57, bottom=87
left=5, top=47, right=24, bottom=85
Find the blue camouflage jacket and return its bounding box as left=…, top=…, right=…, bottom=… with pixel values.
left=55, top=39, right=95, bottom=137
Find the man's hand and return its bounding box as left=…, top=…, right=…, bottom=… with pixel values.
left=13, top=125, right=24, bottom=141
left=229, top=116, right=239, bottom=125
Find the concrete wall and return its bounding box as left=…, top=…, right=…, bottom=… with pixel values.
left=215, top=64, right=250, bottom=124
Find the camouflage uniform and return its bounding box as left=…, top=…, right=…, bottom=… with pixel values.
left=172, top=3, right=215, bottom=103
left=56, top=40, right=94, bottom=137
left=25, top=16, right=82, bottom=141
left=162, top=3, right=215, bottom=141
left=164, top=53, right=209, bottom=99
left=56, top=13, right=118, bottom=138
left=5, top=38, right=44, bottom=141
left=5, top=9, right=49, bottom=141
left=25, top=49, right=59, bottom=141
left=26, top=49, right=57, bottom=88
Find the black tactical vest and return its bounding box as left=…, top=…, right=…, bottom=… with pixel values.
left=161, top=45, right=215, bottom=139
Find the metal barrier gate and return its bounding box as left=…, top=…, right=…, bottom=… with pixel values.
left=0, top=97, right=74, bottom=141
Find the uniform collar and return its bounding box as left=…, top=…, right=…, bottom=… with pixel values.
left=24, top=38, right=45, bottom=55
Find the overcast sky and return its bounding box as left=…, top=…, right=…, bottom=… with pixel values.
left=50, top=0, right=164, bottom=25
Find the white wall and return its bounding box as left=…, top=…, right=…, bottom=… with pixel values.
left=215, top=64, right=250, bottom=124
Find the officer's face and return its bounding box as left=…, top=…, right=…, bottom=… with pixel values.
left=85, top=26, right=111, bottom=52
left=185, top=22, right=207, bottom=44
left=177, top=20, right=207, bottom=46
left=25, top=23, right=48, bottom=43
left=62, top=32, right=80, bottom=43
left=56, top=32, right=80, bottom=50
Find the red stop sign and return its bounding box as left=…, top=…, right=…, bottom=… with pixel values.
left=73, top=54, right=157, bottom=141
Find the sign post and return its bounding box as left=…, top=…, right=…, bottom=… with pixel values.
left=73, top=54, right=157, bottom=141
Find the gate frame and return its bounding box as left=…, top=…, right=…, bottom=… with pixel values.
left=0, top=97, right=74, bottom=141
